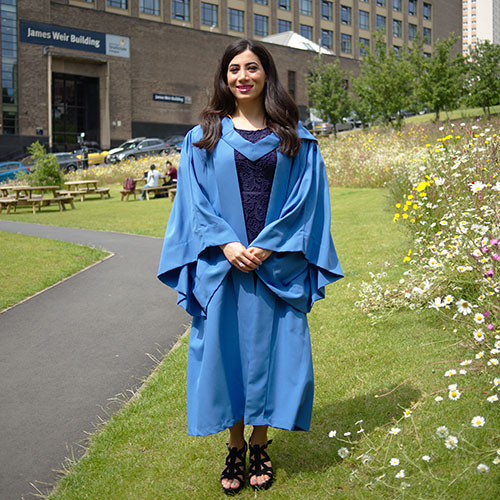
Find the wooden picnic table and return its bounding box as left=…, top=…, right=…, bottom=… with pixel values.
left=0, top=185, right=75, bottom=214
left=120, top=176, right=174, bottom=201
left=60, top=180, right=111, bottom=202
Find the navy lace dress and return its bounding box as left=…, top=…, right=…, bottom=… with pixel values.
left=234, top=128, right=277, bottom=243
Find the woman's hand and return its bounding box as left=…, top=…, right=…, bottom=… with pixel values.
left=247, top=247, right=272, bottom=262
left=220, top=242, right=263, bottom=272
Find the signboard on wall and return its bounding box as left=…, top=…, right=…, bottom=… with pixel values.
left=153, top=94, right=192, bottom=104
left=20, top=20, right=130, bottom=58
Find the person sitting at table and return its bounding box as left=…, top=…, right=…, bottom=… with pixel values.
left=163, top=161, right=178, bottom=187
left=139, top=164, right=160, bottom=200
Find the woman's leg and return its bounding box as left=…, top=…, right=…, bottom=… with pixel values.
left=221, top=419, right=246, bottom=491
left=249, top=425, right=272, bottom=487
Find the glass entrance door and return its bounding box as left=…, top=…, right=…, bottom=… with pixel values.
left=52, top=73, right=100, bottom=152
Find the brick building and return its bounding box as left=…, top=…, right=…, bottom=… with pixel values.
left=0, top=0, right=461, bottom=159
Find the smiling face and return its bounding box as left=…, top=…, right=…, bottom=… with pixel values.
left=226, top=49, right=266, bottom=107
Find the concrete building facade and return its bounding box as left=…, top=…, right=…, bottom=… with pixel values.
left=0, top=0, right=461, bottom=159
left=462, top=0, right=500, bottom=54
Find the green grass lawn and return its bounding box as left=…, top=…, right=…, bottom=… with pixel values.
left=44, top=187, right=499, bottom=499
left=405, top=104, right=500, bottom=125
left=0, top=185, right=173, bottom=237
left=0, top=232, right=108, bottom=311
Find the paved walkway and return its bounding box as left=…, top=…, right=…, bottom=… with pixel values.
left=0, top=221, right=190, bottom=500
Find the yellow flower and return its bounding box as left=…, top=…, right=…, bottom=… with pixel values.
left=402, top=213, right=408, bottom=219
left=416, top=181, right=428, bottom=192
left=408, top=194, right=414, bottom=200
left=396, top=203, right=401, bottom=208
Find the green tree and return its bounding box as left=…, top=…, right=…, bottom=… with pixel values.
left=466, top=40, right=500, bottom=116
left=418, top=36, right=465, bottom=121
left=351, top=32, right=415, bottom=128
left=306, top=57, right=350, bottom=136
left=25, top=142, right=64, bottom=187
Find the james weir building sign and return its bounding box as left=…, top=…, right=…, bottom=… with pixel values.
left=19, top=20, right=130, bottom=58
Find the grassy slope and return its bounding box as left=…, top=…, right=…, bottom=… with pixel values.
left=404, top=104, right=500, bottom=125
left=0, top=186, right=172, bottom=237
left=46, top=187, right=498, bottom=499
left=0, top=232, right=108, bottom=311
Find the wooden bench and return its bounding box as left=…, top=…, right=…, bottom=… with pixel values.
left=120, top=188, right=139, bottom=202
left=30, top=195, right=75, bottom=214
left=57, top=187, right=110, bottom=202
left=169, top=188, right=176, bottom=202
left=0, top=198, right=18, bottom=214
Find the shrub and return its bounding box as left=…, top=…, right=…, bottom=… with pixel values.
left=22, top=142, right=64, bottom=187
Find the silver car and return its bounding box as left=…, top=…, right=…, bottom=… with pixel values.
left=107, top=138, right=167, bottom=163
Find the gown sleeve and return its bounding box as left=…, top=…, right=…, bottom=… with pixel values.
left=157, top=127, right=240, bottom=317
left=251, top=137, right=343, bottom=313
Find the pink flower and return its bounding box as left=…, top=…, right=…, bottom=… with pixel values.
left=485, top=269, right=494, bottom=277
left=490, top=238, right=499, bottom=246
left=482, top=246, right=490, bottom=253
left=492, top=254, right=500, bottom=261
left=487, top=323, right=495, bottom=331
left=484, top=311, right=491, bottom=318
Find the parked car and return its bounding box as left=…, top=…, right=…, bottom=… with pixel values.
left=106, top=137, right=167, bottom=163
left=304, top=120, right=334, bottom=136
left=0, top=161, right=31, bottom=183
left=164, top=134, right=185, bottom=153
left=53, top=152, right=81, bottom=173
left=105, top=137, right=146, bottom=164
left=74, top=147, right=108, bottom=167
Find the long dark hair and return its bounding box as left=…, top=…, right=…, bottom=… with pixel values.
left=193, top=39, right=301, bottom=157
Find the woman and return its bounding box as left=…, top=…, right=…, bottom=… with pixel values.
left=158, top=39, right=343, bottom=495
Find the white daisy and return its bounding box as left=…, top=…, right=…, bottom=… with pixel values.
left=448, top=384, right=458, bottom=390
left=456, top=299, right=473, bottom=315
left=470, top=181, right=486, bottom=193
left=474, top=329, right=485, bottom=342
left=338, top=447, right=349, bottom=459
left=390, top=458, right=400, bottom=466
left=403, top=409, right=412, bottom=418
left=436, top=426, right=449, bottom=438
left=471, top=416, right=485, bottom=427
left=493, top=457, right=500, bottom=465
left=459, top=369, right=467, bottom=375
left=328, top=430, right=337, bottom=438
left=487, top=395, right=498, bottom=403
left=435, top=396, right=443, bottom=402
left=460, top=360, right=472, bottom=366
left=389, top=427, right=401, bottom=435
left=474, top=313, right=485, bottom=324
left=476, top=351, right=485, bottom=359
left=488, top=358, right=499, bottom=366
left=444, top=435, right=458, bottom=449
left=444, top=295, right=454, bottom=304
left=444, top=369, right=457, bottom=377
left=344, top=432, right=352, bottom=436
left=422, top=455, right=431, bottom=462
left=395, top=469, right=405, bottom=479
left=493, top=377, right=500, bottom=386
left=477, top=463, right=489, bottom=473
left=449, top=389, right=461, bottom=400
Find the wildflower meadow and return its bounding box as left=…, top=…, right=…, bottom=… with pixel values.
left=326, top=120, right=499, bottom=496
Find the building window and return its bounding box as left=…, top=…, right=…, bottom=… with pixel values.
left=172, top=0, right=189, bottom=20
left=423, top=2, right=431, bottom=20
left=409, top=23, right=417, bottom=40
left=376, top=14, right=386, bottom=30
left=1, top=0, right=17, bottom=134
left=321, top=0, right=332, bottom=20
left=277, top=19, right=291, bottom=32
left=359, top=37, right=370, bottom=56
left=321, top=29, right=333, bottom=49
left=254, top=13, right=268, bottom=36
left=107, top=0, right=127, bottom=7
left=341, top=33, right=352, bottom=53
left=393, top=0, right=401, bottom=11
left=393, top=19, right=402, bottom=37
left=341, top=6, right=351, bottom=25
left=408, top=0, right=416, bottom=16
left=140, top=0, right=159, bottom=15
left=288, top=70, right=296, bottom=100
left=423, top=27, right=431, bottom=44
left=254, top=0, right=268, bottom=4
left=300, top=0, right=312, bottom=16
left=376, top=0, right=385, bottom=6
left=201, top=2, right=218, bottom=26
left=300, top=24, right=313, bottom=40
left=278, top=0, right=290, bottom=10
left=359, top=10, right=369, bottom=30
left=228, top=8, right=244, bottom=31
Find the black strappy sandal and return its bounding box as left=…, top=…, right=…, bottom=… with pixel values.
left=249, top=440, right=274, bottom=490
left=220, top=441, right=247, bottom=496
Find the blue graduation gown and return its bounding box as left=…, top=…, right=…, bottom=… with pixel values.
left=158, top=117, right=343, bottom=436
